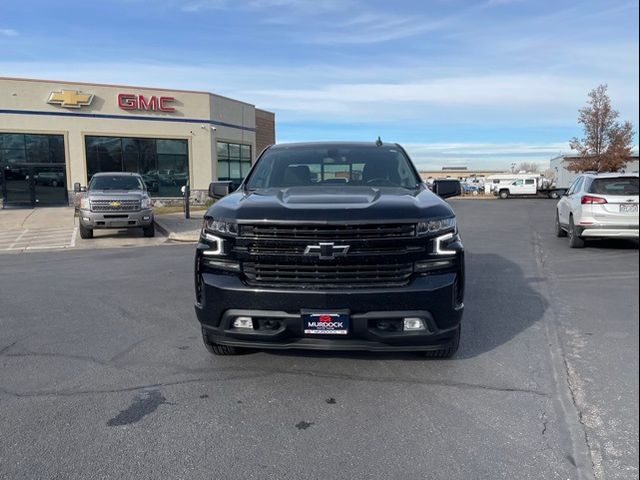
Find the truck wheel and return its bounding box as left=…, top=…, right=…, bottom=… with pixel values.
left=202, top=328, right=239, bottom=355
left=424, top=325, right=460, bottom=359
left=549, top=191, right=560, bottom=199
left=499, top=190, right=509, bottom=199
left=143, top=223, right=155, bottom=238
left=555, top=211, right=567, bottom=237
left=79, top=224, right=93, bottom=239
left=568, top=216, right=585, bottom=248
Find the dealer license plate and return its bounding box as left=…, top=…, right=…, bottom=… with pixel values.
left=302, top=310, right=349, bottom=335
left=620, top=204, right=638, bottom=213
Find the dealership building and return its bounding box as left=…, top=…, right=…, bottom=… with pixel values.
left=0, top=76, right=275, bottom=208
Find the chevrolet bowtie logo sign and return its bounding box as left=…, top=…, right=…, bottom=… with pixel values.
left=304, top=242, right=350, bottom=260
left=47, top=90, right=94, bottom=108
left=109, top=201, right=121, bottom=207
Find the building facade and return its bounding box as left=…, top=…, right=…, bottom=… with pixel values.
left=550, top=154, right=639, bottom=189
left=0, top=77, right=275, bottom=207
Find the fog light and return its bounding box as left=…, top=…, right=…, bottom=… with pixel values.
left=233, top=316, right=253, bottom=329
left=83, top=217, right=90, bottom=221
left=403, top=318, right=426, bottom=331
left=376, top=320, right=391, bottom=331
left=259, top=319, right=280, bottom=330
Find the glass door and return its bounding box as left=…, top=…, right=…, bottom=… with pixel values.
left=3, top=164, right=33, bottom=206
left=33, top=164, right=67, bottom=205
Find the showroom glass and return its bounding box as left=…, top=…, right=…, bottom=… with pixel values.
left=217, top=141, right=252, bottom=185
left=1, top=133, right=68, bottom=206
left=245, top=145, right=421, bottom=189
left=588, top=177, right=639, bottom=195
left=0, top=133, right=65, bottom=164
left=85, top=136, right=188, bottom=197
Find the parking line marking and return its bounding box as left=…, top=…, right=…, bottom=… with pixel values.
left=7, top=229, right=28, bottom=250
left=70, top=227, right=77, bottom=248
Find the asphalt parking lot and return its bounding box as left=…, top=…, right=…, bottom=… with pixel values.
left=0, top=199, right=637, bottom=480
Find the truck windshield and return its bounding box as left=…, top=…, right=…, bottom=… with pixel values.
left=588, top=177, right=639, bottom=196
left=245, top=145, right=421, bottom=189
left=89, top=175, right=144, bottom=191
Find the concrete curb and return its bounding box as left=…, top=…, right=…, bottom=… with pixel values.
left=153, top=218, right=200, bottom=242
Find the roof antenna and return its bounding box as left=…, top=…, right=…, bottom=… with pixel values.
left=375, top=136, right=383, bottom=147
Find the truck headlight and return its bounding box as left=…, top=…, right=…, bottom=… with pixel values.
left=80, top=197, right=90, bottom=210
left=141, top=197, right=151, bottom=209
left=417, top=217, right=456, bottom=236
left=202, top=217, right=238, bottom=236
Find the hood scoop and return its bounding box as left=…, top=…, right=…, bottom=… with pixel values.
left=279, top=187, right=381, bottom=206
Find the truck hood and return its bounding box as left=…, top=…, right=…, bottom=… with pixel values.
left=87, top=190, right=147, bottom=200
left=207, top=186, right=455, bottom=223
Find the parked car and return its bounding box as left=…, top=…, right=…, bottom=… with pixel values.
left=555, top=173, right=639, bottom=248
left=195, top=141, right=464, bottom=358
left=34, top=171, right=64, bottom=187
left=462, top=183, right=480, bottom=195
left=75, top=172, right=155, bottom=239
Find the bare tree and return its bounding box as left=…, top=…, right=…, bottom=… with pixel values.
left=543, top=167, right=556, bottom=180
left=516, top=162, right=540, bottom=173
left=569, top=84, right=635, bottom=172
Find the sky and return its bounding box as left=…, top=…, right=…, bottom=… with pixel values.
left=1, top=0, right=638, bottom=170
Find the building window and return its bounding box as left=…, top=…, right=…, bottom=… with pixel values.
left=85, top=136, right=188, bottom=197
left=0, top=133, right=65, bottom=165
left=217, top=141, right=251, bottom=185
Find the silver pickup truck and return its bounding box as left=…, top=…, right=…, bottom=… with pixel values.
left=74, top=172, right=155, bottom=239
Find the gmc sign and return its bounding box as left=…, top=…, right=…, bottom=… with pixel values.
left=117, top=93, right=175, bottom=112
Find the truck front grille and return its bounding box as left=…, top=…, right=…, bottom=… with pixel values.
left=242, top=262, right=414, bottom=288
left=240, top=223, right=415, bottom=240
left=91, top=200, right=141, bottom=212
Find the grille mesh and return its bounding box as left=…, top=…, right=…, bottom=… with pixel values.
left=240, top=223, right=415, bottom=240
left=243, top=262, right=413, bottom=288
left=91, top=200, right=141, bottom=212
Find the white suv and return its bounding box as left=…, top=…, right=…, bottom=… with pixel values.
left=556, top=173, right=639, bottom=248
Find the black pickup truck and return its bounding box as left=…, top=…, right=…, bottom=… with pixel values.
left=195, top=141, right=464, bottom=357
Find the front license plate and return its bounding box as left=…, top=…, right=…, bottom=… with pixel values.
left=620, top=204, right=638, bottom=213
left=302, top=310, right=349, bottom=335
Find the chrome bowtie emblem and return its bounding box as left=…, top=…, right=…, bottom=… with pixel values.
left=304, top=242, right=350, bottom=259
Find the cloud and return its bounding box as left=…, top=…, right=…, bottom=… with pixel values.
left=1, top=60, right=636, bottom=126
left=401, top=142, right=569, bottom=170
left=306, top=13, right=452, bottom=45
left=0, top=28, right=18, bottom=37
left=180, top=0, right=346, bottom=13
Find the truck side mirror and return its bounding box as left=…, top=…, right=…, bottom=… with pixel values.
left=73, top=182, right=81, bottom=193
left=208, top=181, right=233, bottom=199
left=432, top=179, right=461, bottom=199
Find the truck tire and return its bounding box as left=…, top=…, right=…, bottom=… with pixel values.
left=79, top=224, right=93, bottom=239
left=568, top=216, right=585, bottom=248
left=555, top=211, right=567, bottom=237
left=143, top=223, right=155, bottom=238
left=549, top=190, right=560, bottom=199
left=499, top=190, right=509, bottom=199
left=424, top=325, right=460, bottom=359
left=202, top=328, right=240, bottom=355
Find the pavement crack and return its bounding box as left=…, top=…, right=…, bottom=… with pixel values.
left=541, top=410, right=548, bottom=436
left=532, top=230, right=598, bottom=480
left=0, top=340, right=19, bottom=355
left=0, top=365, right=549, bottom=399
left=562, top=355, right=603, bottom=479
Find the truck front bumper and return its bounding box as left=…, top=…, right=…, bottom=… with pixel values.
left=195, top=271, right=464, bottom=352
left=79, top=209, right=154, bottom=229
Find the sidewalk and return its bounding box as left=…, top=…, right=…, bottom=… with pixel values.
left=0, top=206, right=76, bottom=230
left=154, top=211, right=203, bottom=242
